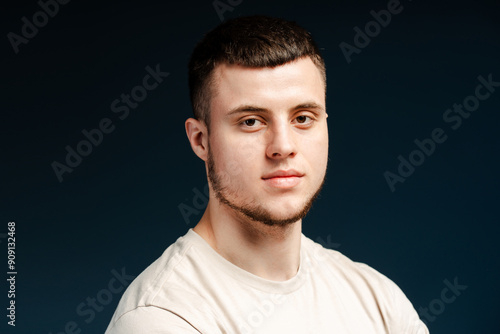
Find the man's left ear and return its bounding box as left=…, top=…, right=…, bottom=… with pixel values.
left=185, top=118, right=209, bottom=161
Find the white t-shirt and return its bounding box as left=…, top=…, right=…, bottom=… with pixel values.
left=105, top=229, right=428, bottom=333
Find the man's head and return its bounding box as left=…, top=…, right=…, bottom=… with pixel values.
left=185, top=16, right=329, bottom=228
left=188, top=15, right=326, bottom=128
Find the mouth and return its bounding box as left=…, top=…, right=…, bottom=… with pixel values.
left=262, top=169, right=304, bottom=189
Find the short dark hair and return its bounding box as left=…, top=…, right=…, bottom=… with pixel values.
left=188, top=15, right=326, bottom=127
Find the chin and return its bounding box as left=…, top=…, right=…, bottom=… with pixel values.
left=263, top=205, right=309, bottom=221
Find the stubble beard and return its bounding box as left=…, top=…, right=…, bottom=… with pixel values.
left=206, top=146, right=325, bottom=227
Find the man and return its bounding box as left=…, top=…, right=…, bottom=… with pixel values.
left=106, top=15, right=428, bottom=333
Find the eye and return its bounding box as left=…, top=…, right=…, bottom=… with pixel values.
left=240, top=118, right=264, bottom=128
left=293, top=114, right=315, bottom=127
left=296, top=115, right=310, bottom=124
left=244, top=119, right=258, bottom=127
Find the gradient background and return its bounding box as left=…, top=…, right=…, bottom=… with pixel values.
left=2, top=0, right=499, bottom=333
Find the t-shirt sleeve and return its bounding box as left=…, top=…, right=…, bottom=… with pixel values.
left=389, top=283, right=429, bottom=334
left=357, top=263, right=429, bottom=334
left=105, top=306, right=201, bottom=334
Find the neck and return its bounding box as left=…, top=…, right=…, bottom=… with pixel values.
left=193, top=199, right=302, bottom=281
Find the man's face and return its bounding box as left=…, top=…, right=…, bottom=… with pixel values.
left=206, top=57, right=329, bottom=226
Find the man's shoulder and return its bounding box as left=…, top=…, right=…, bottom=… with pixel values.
left=105, top=306, right=200, bottom=334
left=301, top=234, right=428, bottom=333
left=106, top=229, right=219, bottom=332
left=301, top=233, right=401, bottom=294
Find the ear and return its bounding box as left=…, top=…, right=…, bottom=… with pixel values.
left=185, top=118, right=209, bottom=161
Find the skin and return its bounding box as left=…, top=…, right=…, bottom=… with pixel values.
left=185, top=56, right=329, bottom=281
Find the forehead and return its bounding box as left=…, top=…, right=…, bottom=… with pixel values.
left=210, top=57, right=325, bottom=116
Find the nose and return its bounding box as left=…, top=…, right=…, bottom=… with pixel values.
left=265, top=121, right=297, bottom=159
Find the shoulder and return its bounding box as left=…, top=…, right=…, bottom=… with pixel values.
left=302, top=233, right=403, bottom=291
left=105, top=306, right=199, bottom=334
left=302, top=236, right=400, bottom=301
left=106, top=230, right=220, bottom=332
left=301, top=234, right=429, bottom=333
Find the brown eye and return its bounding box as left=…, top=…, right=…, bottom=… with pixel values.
left=296, top=115, right=308, bottom=123
left=244, top=119, right=257, bottom=126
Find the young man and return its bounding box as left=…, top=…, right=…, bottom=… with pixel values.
left=106, top=16, right=428, bottom=333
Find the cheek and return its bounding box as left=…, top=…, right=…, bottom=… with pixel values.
left=300, top=126, right=328, bottom=148
left=301, top=129, right=329, bottom=170
left=236, top=138, right=264, bottom=165
left=212, top=139, right=251, bottom=183
left=221, top=131, right=262, bottom=164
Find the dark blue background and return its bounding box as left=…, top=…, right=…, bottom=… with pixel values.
left=1, top=0, right=499, bottom=333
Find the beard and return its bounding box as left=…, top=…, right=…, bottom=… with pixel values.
left=206, top=145, right=325, bottom=227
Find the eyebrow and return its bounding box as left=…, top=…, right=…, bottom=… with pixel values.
left=226, top=102, right=325, bottom=116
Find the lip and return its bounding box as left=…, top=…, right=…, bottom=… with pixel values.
left=262, top=169, right=304, bottom=179
left=262, top=169, right=304, bottom=189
